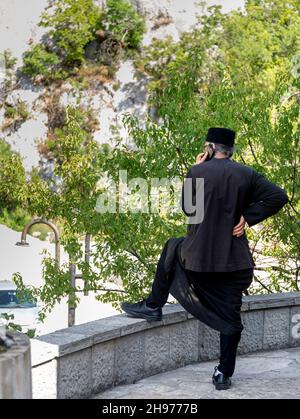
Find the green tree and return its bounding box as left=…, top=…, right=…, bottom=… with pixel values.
left=0, top=140, right=26, bottom=212
left=12, top=107, right=108, bottom=317
left=4, top=0, right=300, bottom=321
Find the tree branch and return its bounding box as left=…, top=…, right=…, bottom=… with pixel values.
left=127, top=248, right=156, bottom=274
left=247, top=138, right=260, bottom=166
left=253, top=274, right=273, bottom=293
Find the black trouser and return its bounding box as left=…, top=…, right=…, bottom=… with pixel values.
left=218, top=332, right=241, bottom=377
left=145, top=241, right=247, bottom=378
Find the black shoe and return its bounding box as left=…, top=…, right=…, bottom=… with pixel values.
left=121, top=299, right=162, bottom=322
left=212, top=366, right=231, bottom=391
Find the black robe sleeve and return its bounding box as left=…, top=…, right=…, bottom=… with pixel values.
left=243, top=170, right=289, bottom=227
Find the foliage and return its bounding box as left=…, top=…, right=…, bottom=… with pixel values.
left=0, top=141, right=29, bottom=231
left=0, top=312, right=36, bottom=338
left=100, top=0, right=146, bottom=50
left=132, top=0, right=300, bottom=293
left=11, top=107, right=109, bottom=315
left=22, top=45, right=61, bottom=80
left=0, top=49, right=17, bottom=96
left=1, top=49, right=17, bottom=70
left=0, top=313, right=22, bottom=332
left=2, top=101, right=30, bottom=131
left=0, top=207, right=31, bottom=232
left=83, top=0, right=300, bottom=297
left=21, top=0, right=100, bottom=81
left=0, top=140, right=26, bottom=212
left=2, top=0, right=300, bottom=319
left=4, top=103, right=27, bottom=120
left=21, top=0, right=145, bottom=82
left=39, top=0, right=101, bottom=66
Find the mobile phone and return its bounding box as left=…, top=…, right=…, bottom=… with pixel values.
left=204, top=144, right=215, bottom=161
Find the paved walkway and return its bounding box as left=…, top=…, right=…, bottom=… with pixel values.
left=93, top=347, right=300, bottom=399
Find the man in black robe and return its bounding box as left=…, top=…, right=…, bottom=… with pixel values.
left=121, top=127, right=289, bottom=390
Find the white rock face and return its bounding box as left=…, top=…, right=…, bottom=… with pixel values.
left=0, top=0, right=48, bottom=170
left=134, top=0, right=244, bottom=45
left=5, top=112, right=48, bottom=171
left=0, top=0, right=245, bottom=170
left=0, top=0, right=48, bottom=67
left=93, top=59, right=149, bottom=145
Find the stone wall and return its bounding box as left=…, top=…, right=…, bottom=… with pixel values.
left=0, top=333, right=32, bottom=399
left=31, top=292, right=300, bottom=399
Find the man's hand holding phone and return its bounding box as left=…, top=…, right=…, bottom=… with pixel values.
left=195, top=151, right=208, bottom=164
left=196, top=143, right=215, bottom=164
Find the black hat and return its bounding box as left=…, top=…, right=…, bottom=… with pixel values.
left=206, top=127, right=236, bottom=147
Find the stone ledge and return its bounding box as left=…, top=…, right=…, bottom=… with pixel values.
left=31, top=291, right=300, bottom=399
left=35, top=331, right=92, bottom=359
left=32, top=304, right=188, bottom=364
left=32, top=293, right=300, bottom=365
left=244, top=292, right=300, bottom=310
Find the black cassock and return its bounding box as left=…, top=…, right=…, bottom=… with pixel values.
left=147, top=157, right=288, bottom=335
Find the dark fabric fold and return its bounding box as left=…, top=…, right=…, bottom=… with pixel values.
left=162, top=237, right=253, bottom=336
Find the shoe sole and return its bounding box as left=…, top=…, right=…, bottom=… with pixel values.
left=212, top=378, right=231, bottom=391
left=123, top=308, right=162, bottom=322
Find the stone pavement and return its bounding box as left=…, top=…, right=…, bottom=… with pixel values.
left=93, top=347, right=300, bottom=399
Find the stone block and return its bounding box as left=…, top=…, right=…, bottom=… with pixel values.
left=57, top=348, right=92, bottom=399
left=66, top=319, right=121, bottom=344
left=198, top=321, right=219, bottom=361
left=91, top=340, right=115, bottom=394
left=120, top=318, right=149, bottom=336
left=263, top=308, right=290, bottom=350
left=37, top=331, right=92, bottom=356
left=246, top=293, right=296, bottom=311
left=163, top=303, right=185, bottom=314
left=169, top=319, right=198, bottom=368
left=162, top=304, right=187, bottom=325
left=241, top=300, right=249, bottom=311
left=163, top=310, right=187, bottom=326
left=0, top=333, right=32, bottom=399
left=239, top=310, right=264, bottom=354
left=144, top=326, right=170, bottom=377
left=114, top=332, right=145, bottom=386
left=66, top=315, right=148, bottom=343
left=145, top=319, right=164, bottom=330
left=290, top=306, right=300, bottom=347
